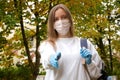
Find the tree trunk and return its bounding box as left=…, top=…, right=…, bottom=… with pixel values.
left=18, top=0, right=37, bottom=80
left=108, top=38, right=113, bottom=73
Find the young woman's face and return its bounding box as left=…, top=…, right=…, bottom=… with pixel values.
left=54, top=8, right=71, bottom=38
left=54, top=8, right=67, bottom=21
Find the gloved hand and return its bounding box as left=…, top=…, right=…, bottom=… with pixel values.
left=80, top=48, right=92, bottom=65
left=50, top=52, right=61, bottom=69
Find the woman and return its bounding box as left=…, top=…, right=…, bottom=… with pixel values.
left=39, top=4, right=103, bottom=80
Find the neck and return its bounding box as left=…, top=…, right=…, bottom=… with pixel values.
left=58, top=32, right=71, bottom=38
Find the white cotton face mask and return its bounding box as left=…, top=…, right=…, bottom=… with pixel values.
left=54, top=19, right=71, bottom=35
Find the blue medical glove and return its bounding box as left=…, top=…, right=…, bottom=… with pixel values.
left=80, top=48, right=92, bottom=64
left=50, top=52, right=61, bottom=69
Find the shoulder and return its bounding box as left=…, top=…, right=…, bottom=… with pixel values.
left=80, top=38, right=93, bottom=45
left=39, top=41, right=47, bottom=48
left=40, top=40, right=53, bottom=49
left=79, top=37, right=94, bottom=48
left=73, top=36, right=80, bottom=40
left=39, top=40, right=54, bottom=53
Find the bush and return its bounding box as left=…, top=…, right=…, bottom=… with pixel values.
left=0, top=65, right=32, bottom=80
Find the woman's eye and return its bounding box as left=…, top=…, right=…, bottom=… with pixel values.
left=54, top=15, right=67, bottom=21
left=61, top=16, right=67, bottom=19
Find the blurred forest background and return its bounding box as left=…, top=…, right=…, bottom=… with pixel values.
left=0, top=0, right=120, bottom=80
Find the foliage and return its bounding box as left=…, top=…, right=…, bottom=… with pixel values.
left=0, top=65, right=32, bottom=80
left=0, top=64, right=46, bottom=80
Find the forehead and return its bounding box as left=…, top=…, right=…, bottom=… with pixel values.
left=55, top=8, right=66, bottom=17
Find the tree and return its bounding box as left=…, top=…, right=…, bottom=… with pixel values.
left=67, top=0, right=120, bottom=75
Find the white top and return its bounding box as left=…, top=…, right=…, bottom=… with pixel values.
left=39, top=37, right=103, bottom=80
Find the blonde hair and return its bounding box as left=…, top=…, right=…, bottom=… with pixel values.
left=47, top=4, right=74, bottom=49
